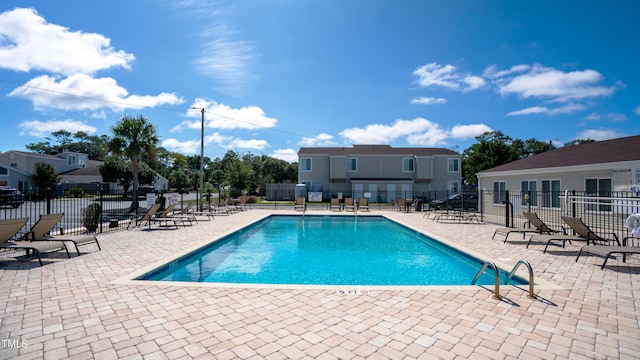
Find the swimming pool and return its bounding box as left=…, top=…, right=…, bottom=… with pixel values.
left=139, top=215, right=525, bottom=286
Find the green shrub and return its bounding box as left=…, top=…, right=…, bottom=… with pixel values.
left=66, top=187, right=84, bottom=198
left=82, top=203, right=101, bottom=232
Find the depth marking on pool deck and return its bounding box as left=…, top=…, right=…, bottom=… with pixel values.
left=336, top=289, right=371, bottom=295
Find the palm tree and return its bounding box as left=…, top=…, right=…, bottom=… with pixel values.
left=109, top=115, right=159, bottom=211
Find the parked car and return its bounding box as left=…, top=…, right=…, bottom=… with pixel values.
left=0, top=187, right=25, bottom=208
left=429, top=193, right=478, bottom=210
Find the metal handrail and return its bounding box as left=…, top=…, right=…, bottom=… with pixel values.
left=505, top=260, right=535, bottom=298
left=471, top=261, right=501, bottom=300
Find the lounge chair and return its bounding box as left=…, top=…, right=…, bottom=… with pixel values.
left=576, top=236, right=640, bottom=269
left=175, top=203, right=202, bottom=223
left=294, top=197, right=306, bottom=211
left=529, top=216, right=620, bottom=253
left=165, top=203, right=198, bottom=226
left=25, top=213, right=101, bottom=255
left=128, top=204, right=162, bottom=229
left=492, top=211, right=561, bottom=242
left=234, top=196, right=247, bottom=211
left=397, top=198, right=406, bottom=212
left=217, top=198, right=237, bottom=214
left=191, top=204, right=216, bottom=220
left=397, top=198, right=413, bottom=212
left=0, top=218, right=70, bottom=266
left=330, top=198, right=341, bottom=212
left=152, top=203, right=182, bottom=228
left=344, top=198, right=355, bottom=212
left=358, top=198, right=370, bottom=212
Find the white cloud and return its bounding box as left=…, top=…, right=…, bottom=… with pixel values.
left=9, top=73, right=184, bottom=111
left=298, top=133, right=334, bottom=146
left=497, top=64, right=616, bottom=102
left=176, top=98, right=277, bottom=132
left=575, top=129, right=627, bottom=141
left=270, top=148, right=298, bottom=163
left=482, top=64, right=531, bottom=79
left=634, top=105, right=640, bottom=116
left=163, top=131, right=269, bottom=154
left=340, top=118, right=449, bottom=146
left=194, top=17, right=257, bottom=93
left=450, top=124, right=493, bottom=139
left=607, top=113, right=627, bottom=122
left=410, top=97, right=447, bottom=105
left=18, top=119, right=96, bottom=138
left=229, top=138, right=269, bottom=150
left=506, top=103, right=586, bottom=116
left=462, top=75, right=486, bottom=91
left=0, top=8, right=134, bottom=75
left=91, top=111, right=107, bottom=119
left=584, top=112, right=601, bottom=121
left=161, top=138, right=201, bottom=154
left=412, top=63, right=485, bottom=92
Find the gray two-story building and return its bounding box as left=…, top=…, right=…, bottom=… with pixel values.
left=297, top=144, right=462, bottom=202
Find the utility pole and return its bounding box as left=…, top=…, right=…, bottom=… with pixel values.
left=192, top=107, right=205, bottom=210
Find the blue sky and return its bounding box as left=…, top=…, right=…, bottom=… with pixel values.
left=1, top=1, right=638, bottom=162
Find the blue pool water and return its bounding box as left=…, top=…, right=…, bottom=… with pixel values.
left=140, top=215, right=525, bottom=286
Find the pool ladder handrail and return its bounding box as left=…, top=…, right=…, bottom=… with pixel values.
left=504, top=260, right=535, bottom=298
left=471, top=261, right=501, bottom=300
left=471, top=260, right=535, bottom=300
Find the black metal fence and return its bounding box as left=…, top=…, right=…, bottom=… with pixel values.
left=0, top=188, right=480, bottom=235
left=3, top=188, right=636, bottom=241
left=481, top=190, right=640, bottom=241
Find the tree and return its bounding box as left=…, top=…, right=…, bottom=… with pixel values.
left=225, top=160, right=252, bottom=197
left=462, top=131, right=520, bottom=184
left=108, top=115, right=159, bottom=210
left=99, top=156, right=154, bottom=195
left=565, top=139, right=595, bottom=147
left=31, top=162, right=61, bottom=198
left=26, top=130, right=109, bottom=160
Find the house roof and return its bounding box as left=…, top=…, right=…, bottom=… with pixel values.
left=298, top=144, right=459, bottom=156
left=59, top=160, right=103, bottom=176
left=5, top=150, right=64, bottom=160
left=478, top=135, right=640, bottom=174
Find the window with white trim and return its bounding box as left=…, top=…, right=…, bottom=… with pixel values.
left=448, top=158, right=459, bottom=172
left=300, top=158, right=312, bottom=172
left=493, top=181, right=506, bottom=204
left=585, top=178, right=612, bottom=212
left=0, top=167, right=7, bottom=176
left=347, top=157, right=357, bottom=172
left=403, top=158, right=415, bottom=172
left=68, top=155, right=76, bottom=165
left=520, top=180, right=538, bottom=206
left=541, top=180, right=561, bottom=208
left=447, top=181, right=459, bottom=193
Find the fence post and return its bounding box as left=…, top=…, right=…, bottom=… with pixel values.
left=99, top=190, right=104, bottom=234
left=46, top=187, right=51, bottom=215
left=505, top=190, right=511, bottom=227
left=571, top=190, right=576, bottom=217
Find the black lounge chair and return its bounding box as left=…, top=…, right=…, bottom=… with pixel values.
left=576, top=236, right=640, bottom=269
left=493, top=211, right=561, bottom=242
left=530, top=216, right=620, bottom=253
left=0, top=218, right=70, bottom=266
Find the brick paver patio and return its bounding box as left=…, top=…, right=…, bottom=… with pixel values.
left=1, top=209, right=639, bottom=359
